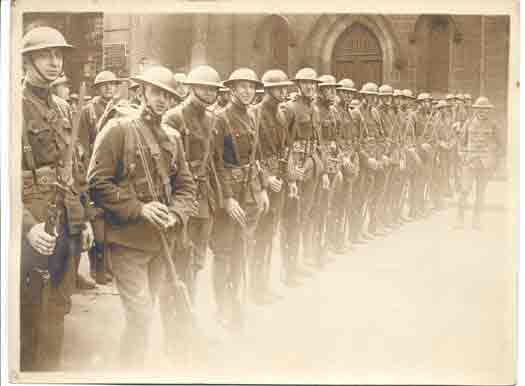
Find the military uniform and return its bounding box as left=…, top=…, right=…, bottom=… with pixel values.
left=333, top=93, right=360, bottom=247
left=456, top=97, right=502, bottom=228
left=87, top=67, right=196, bottom=366
left=252, top=91, right=291, bottom=301
left=163, top=93, right=221, bottom=302
left=19, top=26, right=93, bottom=371
left=312, top=86, right=343, bottom=261
left=281, top=92, right=324, bottom=277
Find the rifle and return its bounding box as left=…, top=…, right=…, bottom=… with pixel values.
left=131, top=124, right=194, bottom=322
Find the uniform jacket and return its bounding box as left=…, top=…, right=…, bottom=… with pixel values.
left=458, top=115, right=502, bottom=169
left=87, top=106, right=196, bottom=252
left=78, top=95, right=109, bottom=160
left=22, top=82, right=87, bottom=237
left=282, top=95, right=324, bottom=181
left=163, top=98, right=221, bottom=217
left=213, top=100, right=265, bottom=201
left=252, top=96, right=291, bottom=180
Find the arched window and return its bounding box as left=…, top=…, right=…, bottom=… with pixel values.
left=255, top=15, right=290, bottom=73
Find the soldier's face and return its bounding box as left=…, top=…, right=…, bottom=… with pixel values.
left=297, top=81, right=317, bottom=98
left=143, top=85, right=170, bottom=116
left=193, top=85, right=218, bottom=105
left=364, top=94, right=375, bottom=106
left=380, top=95, right=392, bottom=106
left=99, top=82, right=118, bottom=100
left=232, top=81, right=256, bottom=105
left=30, top=48, right=64, bottom=81
left=320, top=86, right=336, bottom=103
left=269, top=86, right=288, bottom=103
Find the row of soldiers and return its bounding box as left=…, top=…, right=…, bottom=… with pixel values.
left=20, top=26, right=503, bottom=372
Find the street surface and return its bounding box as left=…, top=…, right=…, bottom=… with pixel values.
left=62, top=181, right=516, bottom=384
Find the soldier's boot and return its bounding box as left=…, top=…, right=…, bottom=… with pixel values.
left=75, top=255, right=96, bottom=290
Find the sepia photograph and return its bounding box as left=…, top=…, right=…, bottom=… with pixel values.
left=7, top=0, right=519, bottom=384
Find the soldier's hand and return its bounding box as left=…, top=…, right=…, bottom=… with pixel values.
left=141, top=201, right=172, bottom=229
left=81, top=222, right=94, bottom=251
left=322, top=174, right=330, bottom=190
left=225, top=198, right=247, bottom=228
left=288, top=181, right=299, bottom=199
left=256, top=189, right=270, bottom=215
left=294, top=166, right=305, bottom=180
left=268, top=176, right=283, bottom=193
left=27, top=223, right=57, bottom=256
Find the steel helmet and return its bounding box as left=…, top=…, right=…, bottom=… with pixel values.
left=393, top=89, right=403, bottom=97
left=436, top=100, right=449, bottom=109
left=22, top=26, right=73, bottom=55
left=445, top=93, right=455, bottom=100
left=317, top=74, right=338, bottom=88
left=50, top=75, right=70, bottom=87
left=455, top=93, right=465, bottom=101
left=336, top=78, right=357, bottom=92
left=184, top=65, right=222, bottom=88
left=378, top=84, right=394, bottom=95
left=472, top=96, right=494, bottom=109
left=360, top=82, right=379, bottom=95
left=94, top=71, right=120, bottom=87
left=261, top=69, right=294, bottom=88
left=464, top=93, right=473, bottom=101
left=131, top=65, right=179, bottom=96
left=402, top=89, right=415, bottom=99
left=69, top=93, right=79, bottom=101
left=417, top=92, right=432, bottom=101
left=293, top=67, right=320, bottom=82
left=223, top=67, right=263, bottom=88
left=173, top=72, right=187, bottom=83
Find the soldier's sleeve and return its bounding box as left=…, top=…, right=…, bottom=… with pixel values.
left=168, top=134, right=197, bottom=227
left=87, top=119, right=144, bottom=223
left=213, top=115, right=234, bottom=199
left=78, top=106, right=93, bottom=159
left=22, top=207, right=38, bottom=237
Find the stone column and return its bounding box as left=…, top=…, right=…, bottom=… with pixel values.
left=190, top=14, right=209, bottom=68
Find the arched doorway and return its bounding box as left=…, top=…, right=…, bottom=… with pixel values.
left=332, top=23, right=383, bottom=88
left=415, top=15, right=452, bottom=93
left=254, top=15, right=290, bottom=73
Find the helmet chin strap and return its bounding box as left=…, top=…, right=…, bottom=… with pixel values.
left=192, top=89, right=215, bottom=107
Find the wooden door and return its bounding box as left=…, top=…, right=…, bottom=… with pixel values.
left=333, top=23, right=383, bottom=89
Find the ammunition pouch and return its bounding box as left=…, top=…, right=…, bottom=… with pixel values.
left=22, top=167, right=56, bottom=203
left=225, top=164, right=261, bottom=202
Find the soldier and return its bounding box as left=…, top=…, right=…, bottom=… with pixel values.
left=128, top=79, right=142, bottom=106
left=454, top=96, right=503, bottom=230
left=406, top=92, right=434, bottom=219
left=78, top=70, right=123, bottom=285
left=210, top=67, right=270, bottom=329
left=376, top=84, right=397, bottom=230
left=87, top=65, right=196, bottom=366
left=280, top=67, right=324, bottom=283
left=358, top=82, right=387, bottom=236
left=210, top=84, right=230, bottom=113
left=335, top=79, right=360, bottom=248
left=174, top=72, right=189, bottom=100
left=49, top=75, right=70, bottom=101
left=386, top=88, right=407, bottom=227
left=312, top=74, right=344, bottom=261
left=162, top=65, right=223, bottom=304
left=431, top=100, right=455, bottom=210
left=20, top=26, right=94, bottom=371
left=251, top=69, right=293, bottom=304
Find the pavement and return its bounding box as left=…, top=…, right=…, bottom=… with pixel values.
left=61, top=180, right=517, bottom=384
